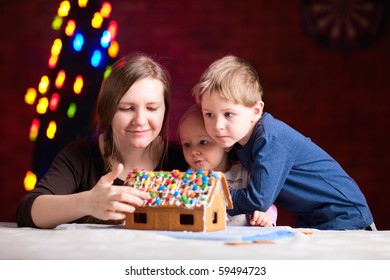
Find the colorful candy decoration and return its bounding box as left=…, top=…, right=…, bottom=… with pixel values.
left=125, top=169, right=220, bottom=208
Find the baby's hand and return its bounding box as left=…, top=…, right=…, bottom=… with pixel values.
left=248, top=210, right=274, bottom=227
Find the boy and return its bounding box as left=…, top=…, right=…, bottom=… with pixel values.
left=192, top=55, right=375, bottom=230
left=178, top=104, right=277, bottom=226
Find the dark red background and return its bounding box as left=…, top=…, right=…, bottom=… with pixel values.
left=1, top=0, right=389, bottom=229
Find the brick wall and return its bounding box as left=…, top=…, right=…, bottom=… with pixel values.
left=0, top=0, right=389, bottom=229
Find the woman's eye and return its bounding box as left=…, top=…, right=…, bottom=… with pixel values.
left=147, top=107, right=158, bottom=111
left=200, top=140, right=208, bottom=145
left=118, top=107, right=133, bottom=111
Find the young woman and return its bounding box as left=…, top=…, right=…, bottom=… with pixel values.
left=16, top=53, right=187, bottom=228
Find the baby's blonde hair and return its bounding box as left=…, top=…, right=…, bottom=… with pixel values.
left=192, top=55, right=263, bottom=107
left=177, top=103, right=203, bottom=140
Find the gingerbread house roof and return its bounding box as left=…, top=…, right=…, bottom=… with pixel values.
left=124, top=169, right=233, bottom=209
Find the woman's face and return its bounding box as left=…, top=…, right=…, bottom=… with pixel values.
left=112, top=77, right=165, bottom=150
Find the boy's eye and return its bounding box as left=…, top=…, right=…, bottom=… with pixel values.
left=204, top=112, right=213, bottom=118
left=199, top=140, right=208, bottom=145
left=224, top=112, right=234, bottom=118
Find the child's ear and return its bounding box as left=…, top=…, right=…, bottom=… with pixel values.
left=252, top=101, right=264, bottom=121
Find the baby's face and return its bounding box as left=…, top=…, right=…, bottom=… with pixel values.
left=179, top=114, right=228, bottom=172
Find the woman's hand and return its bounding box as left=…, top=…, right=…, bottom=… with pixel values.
left=85, top=163, right=150, bottom=221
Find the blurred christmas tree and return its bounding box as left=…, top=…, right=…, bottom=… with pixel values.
left=23, top=0, right=119, bottom=190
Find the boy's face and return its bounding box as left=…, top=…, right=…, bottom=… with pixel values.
left=201, top=92, right=263, bottom=148
left=179, top=113, right=229, bottom=172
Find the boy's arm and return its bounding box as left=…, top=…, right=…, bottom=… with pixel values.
left=228, top=136, right=293, bottom=215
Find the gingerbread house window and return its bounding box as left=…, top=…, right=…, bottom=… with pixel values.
left=134, top=213, right=147, bottom=224
left=212, top=211, right=218, bottom=224
left=180, top=214, right=194, bottom=225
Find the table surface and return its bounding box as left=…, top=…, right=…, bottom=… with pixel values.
left=1, top=222, right=390, bottom=260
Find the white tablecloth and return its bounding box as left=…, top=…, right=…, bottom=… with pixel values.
left=1, top=222, right=390, bottom=260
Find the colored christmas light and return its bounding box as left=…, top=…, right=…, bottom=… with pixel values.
left=52, top=15, right=63, bottom=30
left=91, top=49, right=102, bottom=67
left=78, top=0, right=88, bottom=8
left=108, top=40, right=119, bottom=58
left=48, top=54, right=59, bottom=69
left=55, top=70, right=66, bottom=89
left=58, top=1, right=71, bottom=17
left=24, top=0, right=118, bottom=190
left=24, top=171, right=37, bottom=191
left=49, top=93, right=60, bottom=111
left=46, top=121, right=57, bottom=139
left=73, top=33, right=84, bottom=51
left=103, top=65, right=112, bottom=78
left=92, top=12, right=103, bottom=28
left=29, top=119, right=40, bottom=142
left=67, top=102, right=77, bottom=118
left=73, top=75, right=84, bottom=94
left=36, top=97, right=49, bottom=114
left=25, top=88, right=37, bottom=105
left=108, top=20, right=118, bottom=40
left=51, top=38, right=62, bottom=56
left=38, top=76, right=49, bottom=94
left=100, top=30, right=111, bottom=48
left=65, top=20, right=76, bottom=36
left=100, top=2, right=112, bottom=18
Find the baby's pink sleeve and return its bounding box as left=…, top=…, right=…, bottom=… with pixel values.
left=265, top=204, right=278, bottom=226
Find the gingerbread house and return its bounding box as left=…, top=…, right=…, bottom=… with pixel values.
left=124, top=169, right=233, bottom=232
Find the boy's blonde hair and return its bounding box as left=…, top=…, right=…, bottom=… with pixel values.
left=192, top=55, right=263, bottom=107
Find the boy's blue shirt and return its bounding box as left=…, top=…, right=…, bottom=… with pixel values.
left=228, top=112, right=373, bottom=230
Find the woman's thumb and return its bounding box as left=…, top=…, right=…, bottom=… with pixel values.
left=103, top=163, right=124, bottom=184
